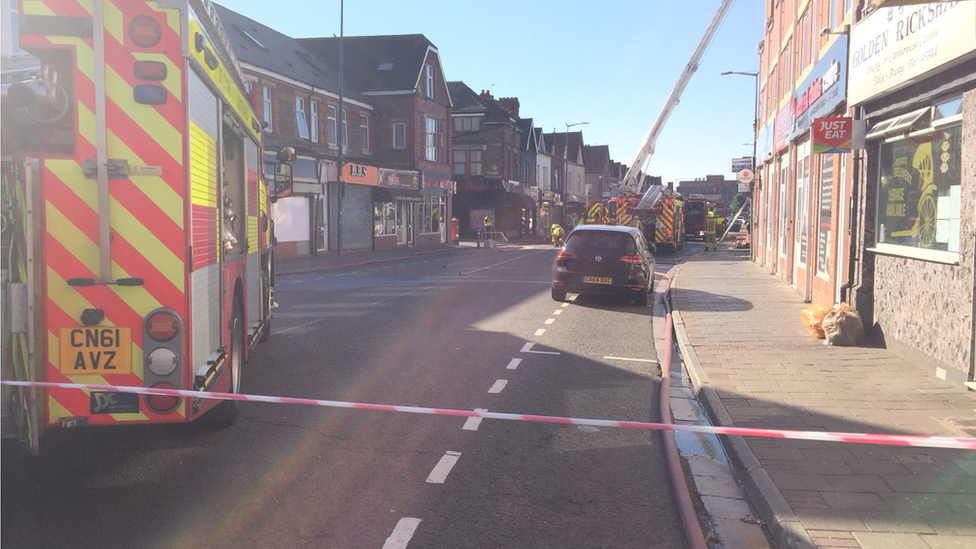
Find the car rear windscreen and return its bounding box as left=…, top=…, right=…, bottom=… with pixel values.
left=565, top=231, right=636, bottom=256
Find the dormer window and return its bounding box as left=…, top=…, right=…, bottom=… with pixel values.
left=377, top=59, right=394, bottom=71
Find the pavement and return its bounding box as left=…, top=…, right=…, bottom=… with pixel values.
left=669, top=247, right=976, bottom=549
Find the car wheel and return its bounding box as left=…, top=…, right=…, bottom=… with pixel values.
left=551, top=287, right=567, bottom=302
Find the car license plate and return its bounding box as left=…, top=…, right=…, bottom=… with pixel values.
left=583, top=276, right=612, bottom=285
left=59, top=327, right=132, bottom=375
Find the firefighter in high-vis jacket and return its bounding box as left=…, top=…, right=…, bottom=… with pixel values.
left=705, top=209, right=717, bottom=251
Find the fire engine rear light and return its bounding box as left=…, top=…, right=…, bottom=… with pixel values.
left=133, top=60, right=167, bottom=80
left=128, top=15, right=162, bottom=48
left=619, top=254, right=644, bottom=265
left=147, top=348, right=178, bottom=377
left=145, top=382, right=180, bottom=414
left=134, top=85, right=167, bottom=105
left=146, top=311, right=178, bottom=342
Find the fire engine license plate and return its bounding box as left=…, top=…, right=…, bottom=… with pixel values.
left=59, top=327, right=132, bottom=375
left=583, top=276, right=612, bottom=285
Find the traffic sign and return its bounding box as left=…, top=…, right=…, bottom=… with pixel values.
left=732, top=156, right=753, bottom=173
left=737, top=168, right=754, bottom=184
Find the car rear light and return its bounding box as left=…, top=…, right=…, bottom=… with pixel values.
left=146, top=311, right=178, bottom=342
left=556, top=251, right=578, bottom=262
left=145, top=382, right=180, bottom=413
left=147, top=348, right=178, bottom=377
left=133, top=60, right=167, bottom=80
left=128, top=15, right=162, bottom=48
left=620, top=254, right=644, bottom=265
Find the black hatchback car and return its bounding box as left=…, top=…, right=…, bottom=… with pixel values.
left=551, top=225, right=657, bottom=306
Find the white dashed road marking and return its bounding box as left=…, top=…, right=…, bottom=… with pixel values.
left=506, top=358, right=522, bottom=370
left=488, top=379, right=508, bottom=394
left=463, top=409, right=488, bottom=431
left=544, top=318, right=555, bottom=325
left=426, top=451, right=461, bottom=484
left=534, top=328, right=546, bottom=336
left=382, top=518, right=422, bottom=549
left=553, top=310, right=563, bottom=315
left=561, top=302, right=570, bottom=308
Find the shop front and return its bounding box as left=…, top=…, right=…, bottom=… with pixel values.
left=772, top=102, right=793, bottom=281
left=454, top=178, right=504, bottom=238
left=324, top=161, right=380, bottom=253
left=374, top=169, right=422, bottom=250
left=787, top=35, right=849, bottom=305
left=849, top=2, right=976, bottom=384
left=505, top=180, right=537, bottom=238
left=565, top=195, right=586, bottom=228
left=538, top=190, right=563, bottom=236
left=266, top=153, right=321, bottom=258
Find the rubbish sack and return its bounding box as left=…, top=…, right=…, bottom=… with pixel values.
left=800, top=304, right=831, bottom=339
left=822, top=303, right=864, bottom=346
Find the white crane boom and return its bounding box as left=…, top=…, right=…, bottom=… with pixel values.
left=620, top=0, right=736, bottom=204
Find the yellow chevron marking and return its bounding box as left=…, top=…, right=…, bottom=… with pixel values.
left=46, top=158, right=97, bottom=210
left=46, top=35, right=94, bottom=85
left=190, top=122, right=218, bottom=207
left=106, top=127, right=184, bottom=228
left=44, top=204, right=162, bottom=328
left=104, top=0, right=124, bottom=45
left=48, top=395, right=74, bottom=423
left=107, top=198, right=185, bottom=292
left=20, top=1, right=55, bottom=16
left=105, top=65, right=182, bottom=163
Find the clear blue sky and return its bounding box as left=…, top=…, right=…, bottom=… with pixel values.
left=220, top=0, right=764, bottom=183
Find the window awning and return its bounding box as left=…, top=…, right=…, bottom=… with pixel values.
left=866, top=107, right=930, bottom=140
left=374, top=187, right=423, bottom=202
left=516, top=193, right=536, bottom=210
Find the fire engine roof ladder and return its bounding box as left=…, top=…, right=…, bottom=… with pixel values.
left=93, top=0, right=112, bottom=282
left=623, top=0, right=736, bottom=209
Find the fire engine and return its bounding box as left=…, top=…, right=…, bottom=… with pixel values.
left=683, top=196, right=710, bottom=240
left=649, top=190, right=684, bottom=252
left=1, top=0, right=293, bottom=454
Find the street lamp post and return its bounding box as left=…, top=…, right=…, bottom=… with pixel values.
left=721, top=70, right=759, bottom=260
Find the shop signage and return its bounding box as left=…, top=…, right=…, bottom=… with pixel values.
left=378, top=168, right=419, bottom=189
left=459, top=179, right=503, bottom=192
left=421, top=170, right=453, bottom=190
left=848, top=2, right=976, bottom=106
left=773, top=103, right=792, bottom=153
left=812, top=116, right=853, bottom=154
left=790, top=35, right=848, bottom=139
left=731, top=157, right=753, bottom=173
left=757, top=121, right=773, bottom=161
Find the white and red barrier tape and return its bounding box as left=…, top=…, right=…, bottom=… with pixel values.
left=4, top=380, right=975, bottom=450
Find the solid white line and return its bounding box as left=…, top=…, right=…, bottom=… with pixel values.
left=520, top=342, right=534, bottom=352
left=426, top=451, right=461, bottom=484
left=534, top=328, right=546, bottom=336
left=463, top=409, right=487, bottom=431
left=506, top=358, right=522, bottom=370
left=544, top=318, right=555, bottom=325
left=488, top=379, right=508, bottom=394
left=381, top=518, right=422, bottom=549
left=459, top=249, right=548, bottom=276
left=553, top=310, right=563, bottom=315
left=603, top=356, right=659, bottom=363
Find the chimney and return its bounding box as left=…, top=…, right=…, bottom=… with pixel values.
left=479, top=89, right=494, bottom=101
left=498, top=97, right=520, bottom=117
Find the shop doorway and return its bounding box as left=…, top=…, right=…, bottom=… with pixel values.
left=793, top=139, right=810, bottom=288
left=316, top=195, right=328, bottom=253
left=397, top=202, right=414, bottom=246
left=777, top=154, right=790, bottom=267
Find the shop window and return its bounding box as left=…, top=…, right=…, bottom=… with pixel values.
left=420, top=196, right=443, bottom=235
left=374, top=201, right=397, bottom=236
left=876, top=124, right=961, bottom=257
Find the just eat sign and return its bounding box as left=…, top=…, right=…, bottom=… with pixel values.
left=812, top=116, right=852, bottom=154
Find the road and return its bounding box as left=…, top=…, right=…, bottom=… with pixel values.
left=2, top=244, right=697, bottom=549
